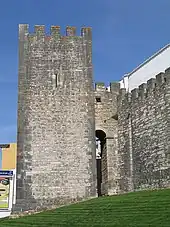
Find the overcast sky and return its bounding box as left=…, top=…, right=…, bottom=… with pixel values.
left=0, top=0, right=170, bottom=143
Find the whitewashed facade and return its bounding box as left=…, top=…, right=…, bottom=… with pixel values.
left=120, top=44, right=170, bottom=91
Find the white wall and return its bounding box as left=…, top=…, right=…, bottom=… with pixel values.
left=120, top=76, right=129, bottom=90
left=119, top=79, right=125, bottom=89
left=123, top=45, right=170, bottom=92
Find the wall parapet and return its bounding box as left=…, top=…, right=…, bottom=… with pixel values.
left=19, top=24, right=92, bottom=40
left=95, top=82, right=120, bottom=94
left=117, top=68, right=170, bottom=192
left=118, top=67, right=170, bottom=103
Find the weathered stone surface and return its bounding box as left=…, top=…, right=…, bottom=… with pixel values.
left=118, top=72, right=170, bottom=192
left=15, top=24, right=96, bottom=212
left=15, top=23, right=170, bottom=213
left=94, top=83, right=120, bottom=195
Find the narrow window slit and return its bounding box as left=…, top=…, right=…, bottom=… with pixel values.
left=55, top=74, right=58, bottom=87
left=52, top=74, right=58, bottom=88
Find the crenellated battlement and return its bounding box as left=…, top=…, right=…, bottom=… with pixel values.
left=95, top=82, right=106, bottom=91
left=19, top=24, right=92, bottom=40
left=118, top=70, right=170, bottom=193
left=17, top=21, right=170, bottom=211
left=94, top=82, right=120, bottom=94
left=118, top=67, right=170, bottom=103
left=17, top=23, right=96, bottom=212
left=118, top=88, right=126, bottom=99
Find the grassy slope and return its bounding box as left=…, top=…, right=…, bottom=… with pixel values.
left=1, top=189, right=170, bottom=227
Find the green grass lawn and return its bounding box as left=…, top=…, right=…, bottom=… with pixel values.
left=1, top=189, right=170, bottom=227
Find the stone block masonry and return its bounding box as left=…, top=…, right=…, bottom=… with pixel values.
left=15, top=24, right=97, bottom=212
left=14, top=23, right=170, bottom=213
left=94, top=82, right=120, bottom=195
left=118, top=69, right=170, bottom=192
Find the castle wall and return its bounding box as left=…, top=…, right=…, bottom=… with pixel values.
left=117, top=89, right=133, bottom=192
left=95, top=82, right=120, bottom=195
left=118, top=69, right=170, bottom=192
left=15, top=25, right=96, bottom=212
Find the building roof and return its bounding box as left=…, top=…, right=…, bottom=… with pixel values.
left=127, top=44, right=170, bottom=78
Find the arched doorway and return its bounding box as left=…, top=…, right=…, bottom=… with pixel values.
left=96, top=130, right=107, bottom=197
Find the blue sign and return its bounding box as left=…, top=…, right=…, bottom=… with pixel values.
left=0, top=171, right=13, bottom=176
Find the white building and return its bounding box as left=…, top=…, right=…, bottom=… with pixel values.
left=120, top=44, right=170, bottom=91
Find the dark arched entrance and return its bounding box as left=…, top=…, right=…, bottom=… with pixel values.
left=96, top=130, right=106, bottom=197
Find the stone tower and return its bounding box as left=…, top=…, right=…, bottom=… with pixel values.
left=15, top=24, right=96, bottom=211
